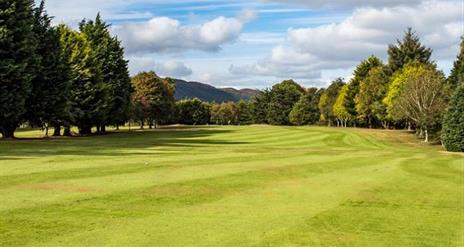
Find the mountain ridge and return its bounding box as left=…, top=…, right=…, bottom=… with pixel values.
left=174, top=79, right=259, bottom=102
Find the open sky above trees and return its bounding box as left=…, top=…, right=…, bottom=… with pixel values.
left=41, top=0, right=463, bottom=88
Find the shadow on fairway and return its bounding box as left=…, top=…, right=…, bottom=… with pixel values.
left=0, top=126, right=248, bottom=160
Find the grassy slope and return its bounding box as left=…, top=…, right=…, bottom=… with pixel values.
left=0, top=126, right=462, bottom=246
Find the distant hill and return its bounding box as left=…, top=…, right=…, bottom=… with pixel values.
left=174, top=79, right=259, bottom=102
left=221, top=88, right=260, bottom=100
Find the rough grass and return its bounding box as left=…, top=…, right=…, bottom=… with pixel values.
left=0, top=126, right=462, bottom=246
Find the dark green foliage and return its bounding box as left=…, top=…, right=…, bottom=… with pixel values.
left=344, top=56, right=383, bottom=120
left=79, top=14, right=132, bottom=130
left=251, top=89, right=271, bottom=124
left=175, top=98, right=210, bottom=125
left=448, top=37, right=464, bottom=90
left=26, top=1, right=70, bottom=135
left=387, top=28, right=433, bottom=75
left=289, top=88, right=322, bottom=126
left=0, top=0, right=36, bottom=138
left=267, top=80, right=305, bottom=125
left=319, top=78, right=345, bottom=126
left=237, top=100, right=253, bottom=125
left=442, top=84, right=464, bottom=152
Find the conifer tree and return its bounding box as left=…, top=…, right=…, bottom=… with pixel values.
left=58, top=25, right=105, bottom=135
left=26, top=1, right=70, bottom=136
left=387, top=28, right=433, bottom=75
left=442, top=84, right=464, bottom=152
left=0, top=0, right=36, bottom=138
left=80, top=14, right=132, bottom=132
left=447, top=37, right=464, bottom=90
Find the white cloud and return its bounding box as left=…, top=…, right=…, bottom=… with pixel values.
left=260, top=0, right=424, bottom=9
left=231, top=0, right=463, bottom=83
left=113, top=16, right=247, bottom=54
left=128, top=59, right=193, bottom=77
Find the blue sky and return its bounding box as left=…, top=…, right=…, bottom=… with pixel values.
left=44, top=0, right=463, bottom=89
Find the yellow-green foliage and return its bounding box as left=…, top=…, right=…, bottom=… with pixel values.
left=333, top=84, right=352, bottom=121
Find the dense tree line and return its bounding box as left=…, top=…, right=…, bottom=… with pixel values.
left=0, top=1, right=131, bottom=137
left=1, top=2, right=462, bottom=152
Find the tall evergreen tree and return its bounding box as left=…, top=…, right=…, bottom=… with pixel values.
left=447, top=37, right=464, bottom=90
left=387, top=28, right=433, bottom=75
left=0, top=0, right=36, bottom=138
left=79, top=14, right=132, bottom=132
left=442, top=84, right=464, bottom=152
left=58, top=25, right=105, bottom=135
left=267, top=80, right=305, bottom=125
left=26, top=1, right=70, bottom=136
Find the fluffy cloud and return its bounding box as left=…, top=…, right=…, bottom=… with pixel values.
left=260, top=0, right=423, bottom=9
left=114, top=15, right=248, bottom=54
left=231, top=1, right=463, bottom=81
left=128, top=59, right=193, bottom=77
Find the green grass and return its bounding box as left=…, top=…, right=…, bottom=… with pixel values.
left=0, top=126, right=463, bottom=246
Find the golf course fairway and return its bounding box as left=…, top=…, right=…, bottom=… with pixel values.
left=0, top=126, right=463, bottom=246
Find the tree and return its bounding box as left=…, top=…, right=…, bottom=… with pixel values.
left=386, top=63, right=449, bottom=142
left=26, top=1, right=71, bottom=136
left=251, top=89, right=271, bottom=124
left=80, top=14, right=132, bottom=132
left=344, top=56, right=383, bottom=122
left=319, top=78, right=345, bottom=126
left=211, top=102, right=238, bottom=125
left=237, top=100, right=252, bottom=125
left=267, top=80, right=305, bottom=125
left=0, top=0, right=36, bottom=138
left=333, top=85, right=352, bottom=127
left=176, top=98, right=210, bottom=125
left=387, top=28, right=433, bottom=75
left=289, top=88, right=322, bottom=126
left=355, top=66, right=388, bottom=128
left=447, top=37, right=464, bottom=90
left=58, top=25, right=105, bottom=135
left=131, top=72, right=175, bottom=128
left=442, top=84, right=464, bottom=152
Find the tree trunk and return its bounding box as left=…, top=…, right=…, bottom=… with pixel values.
left=63, top=126, right=72, bottom=136
left=96, top=125, right=101, bottom=134
left=1, top=127, right=16, bottom=139
left=44, top=125, right=49, bottom=137
left=101, top=125, right=106, bottom=134
left=407, top=122, right=412, bottom=131
left=53, top=126, right=61, bottom=136
left=424, top=129, right=429, bottom=143
left=79, top=126, right=92, bottom=136
left=115, top=125, right=119, bottom=131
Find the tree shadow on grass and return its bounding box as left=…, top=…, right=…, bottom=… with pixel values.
left=0, top=126, right=248, bottom=160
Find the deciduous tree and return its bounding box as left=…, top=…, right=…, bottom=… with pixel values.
left=267, top=80, right=305, bottom=125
